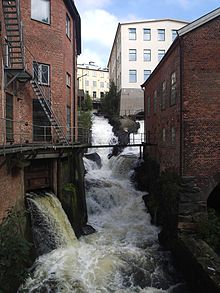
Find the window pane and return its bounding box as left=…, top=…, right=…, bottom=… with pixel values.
left=144, top=70, right=151, bottom=81
left=143, top=28, right=151, bottom=41
left=41, top=64, right=49, bottom=84
left=129, top=70, right=137, bottom=83
left=158, top=49, right=165, bottom=61
left=129, top=28, right=136, bottom=40
left=66, top=14, right=71, bottom=38
left=31, top=0, right=50, bottom=24
left=129, top=49, right=136, bottom=61
left=144, top=49, right=151, bottom=61
left=172, top=30, right=178, bottom=41
left=158, top=29, right=165, bottom=41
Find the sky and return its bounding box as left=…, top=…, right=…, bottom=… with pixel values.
left=74, top=0, right=220, bottom=68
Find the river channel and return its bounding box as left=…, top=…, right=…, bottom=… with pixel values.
left=21, top=115, right=191, bottom=292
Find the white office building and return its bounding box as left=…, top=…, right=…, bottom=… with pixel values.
left=108, top=19, right=188, bottom=115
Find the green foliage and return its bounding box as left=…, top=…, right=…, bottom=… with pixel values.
left=81, top=94, right=93, bottom=111
left=197, top=208, right=220, bottom=252
left=0, top=208, right=32, bottom=292
left=64, top=183, right=76, bottom=193
left=100, top=81, right=120, bottom=116
left=78, top=111, right=92, bottom=143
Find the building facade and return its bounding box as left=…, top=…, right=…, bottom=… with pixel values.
left=142, top=8, right=220, bottom=201
left=0, top=0, right=81, bottom=145
left=77, top=63, right=109, bottom=109
left=108, top=19, right=188, bottom=116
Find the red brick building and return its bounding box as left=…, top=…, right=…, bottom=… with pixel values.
left=0, top=0, right=81, bottom=145
left=0, top=0, right=84, bottom=222
left=142, top=8, right=220, bottom=201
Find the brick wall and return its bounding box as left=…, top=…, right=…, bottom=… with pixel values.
left=182, top=17, right=220, bottom=191
left=144, top=43, right=181, bottom=173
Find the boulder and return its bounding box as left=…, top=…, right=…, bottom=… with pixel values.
left=84, top=152, right=102, bottom=168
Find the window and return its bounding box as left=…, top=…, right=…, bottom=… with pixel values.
left=100, top=92, right=104, bottom=98
left=31, top=0, right=50, bottom=24
left=161, top=81, right=166, bottom=110
left=158, top=49, right=165, bottom=62
left=129, top=28, right=136, bottom=40
left=153, top=90, right=157, bottom=113
left=144, top=70, right=151, bottom=81
left=66, top=106, right=71, bottom=140
left=5, top=38, right=9, bottom=67
left=129, top=49, right=137, bottom=61
left=143, top=28, right=151, bottom=41
left=171, top=127, right=176, bottom=144
left=100, top=82, right=104, bottom=88
left=172, top=29, right=178, bottom=41
left=162, top=128, right=166, bottom=142
left=101, top=72, right=104, bottom=78
left=129, top=70, right=137, bottom=83
left=93, top=81, right=97, bottom=87
left=93, top=91, right=97, bottom=99
left=66, top=73, right=71, bottom=87
left=170, top=72, right=177, bottom=105
left=33, top=62, right=50, bottom=85
left=6, top=93, right=13, bottom=142
left=93, top=71, right=97, bottom=77
left=66, top=14, right=71, bottom=38
left=144, top=49, right=151, bottom=61
left=158, top=29, right=165, bottom=41
left=85, top=80, right=89, bottom=86
left=147, top=96, right=150, bottom=117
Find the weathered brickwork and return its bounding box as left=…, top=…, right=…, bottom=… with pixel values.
left=143, top=16, right=220, bottom=198
left=182, top=17, right=220, bottom=192
left=144, top=42, right=181, bottom=173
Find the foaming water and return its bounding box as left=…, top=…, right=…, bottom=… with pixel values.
left=20, top=115, right=188, bottom=292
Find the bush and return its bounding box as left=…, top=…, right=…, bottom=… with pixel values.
left=100, top=81, right=120, bottom=116
left=0, top=208, right=32, bottom=292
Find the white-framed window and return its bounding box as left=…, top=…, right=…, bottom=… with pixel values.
left=66, top=14, right=71, bottom=38
left=93, top=81, right=97, bottom=87
left=129, top=28, right=136, bottom=40
left=100, top=92, right=104, bottom=98
left=171, top=126, right=176, bottom=144
left=100, top=82, right=104, bottom=88
left=143, top=28, right=151, bottom=41
left=172, top=29, right=178, bottom=41
left=158, top=29, right=165, bottom=41
left=158, top=49, right=165, bottom=62
left=129, top=49, right=137, bottom=61
left=161, top=81, right=166, bottom=110
left=129, top=70, right=137, bottom=83
left=31, top=0, right=50, bottom=24
left=85, top=80, right=89, bottom=86
left=162, top=128, right=166, bottom=142
left=93, top=91, right=97, bottom=99
left=33, top=62, right=50, bottom=85
left=144, top=70, right=151, bottom=81
left=153, top=90, right=157, bottom=113
left=93, top=71, right=97, bottom=77
left=170, top=72, right=177, bottom=105
left=66, top=72, right=71, bottom=87
left=144, top=49, right=151, bottom=61
left=147, top=96, right=150, bottom=117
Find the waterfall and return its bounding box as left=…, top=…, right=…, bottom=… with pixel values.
left=20, top=115, right=190, bottom=293
left=26, top=191, right=77, bottom=256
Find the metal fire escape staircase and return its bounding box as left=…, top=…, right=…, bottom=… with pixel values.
left=2, top=0, right=69, bottom=145
left=2, top=0, right=31, bottom=85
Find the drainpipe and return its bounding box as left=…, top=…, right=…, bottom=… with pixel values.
left=178, top=33, right=183, bottom=176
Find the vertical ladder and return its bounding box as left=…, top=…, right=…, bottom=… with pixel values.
left=2, top=0, right=24, bottom=69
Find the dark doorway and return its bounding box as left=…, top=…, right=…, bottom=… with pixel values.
left=207, top=183, right=220, bottom=213
left=33, top=99, right=51, bottom=142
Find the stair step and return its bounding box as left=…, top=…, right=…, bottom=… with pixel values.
left=6, top=28, right=19, bottom=31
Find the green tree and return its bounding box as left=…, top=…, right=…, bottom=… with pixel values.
left=100, top=81, right=120, bottom=116
left=81, top=94, right=93, bottom=112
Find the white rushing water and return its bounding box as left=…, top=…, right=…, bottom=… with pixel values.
left=20, top=115, right=188, bottom=292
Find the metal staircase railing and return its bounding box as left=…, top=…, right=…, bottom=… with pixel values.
left=2, top=0, right=24, bottom=69
left=30, top=76, right=69, bottom=145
